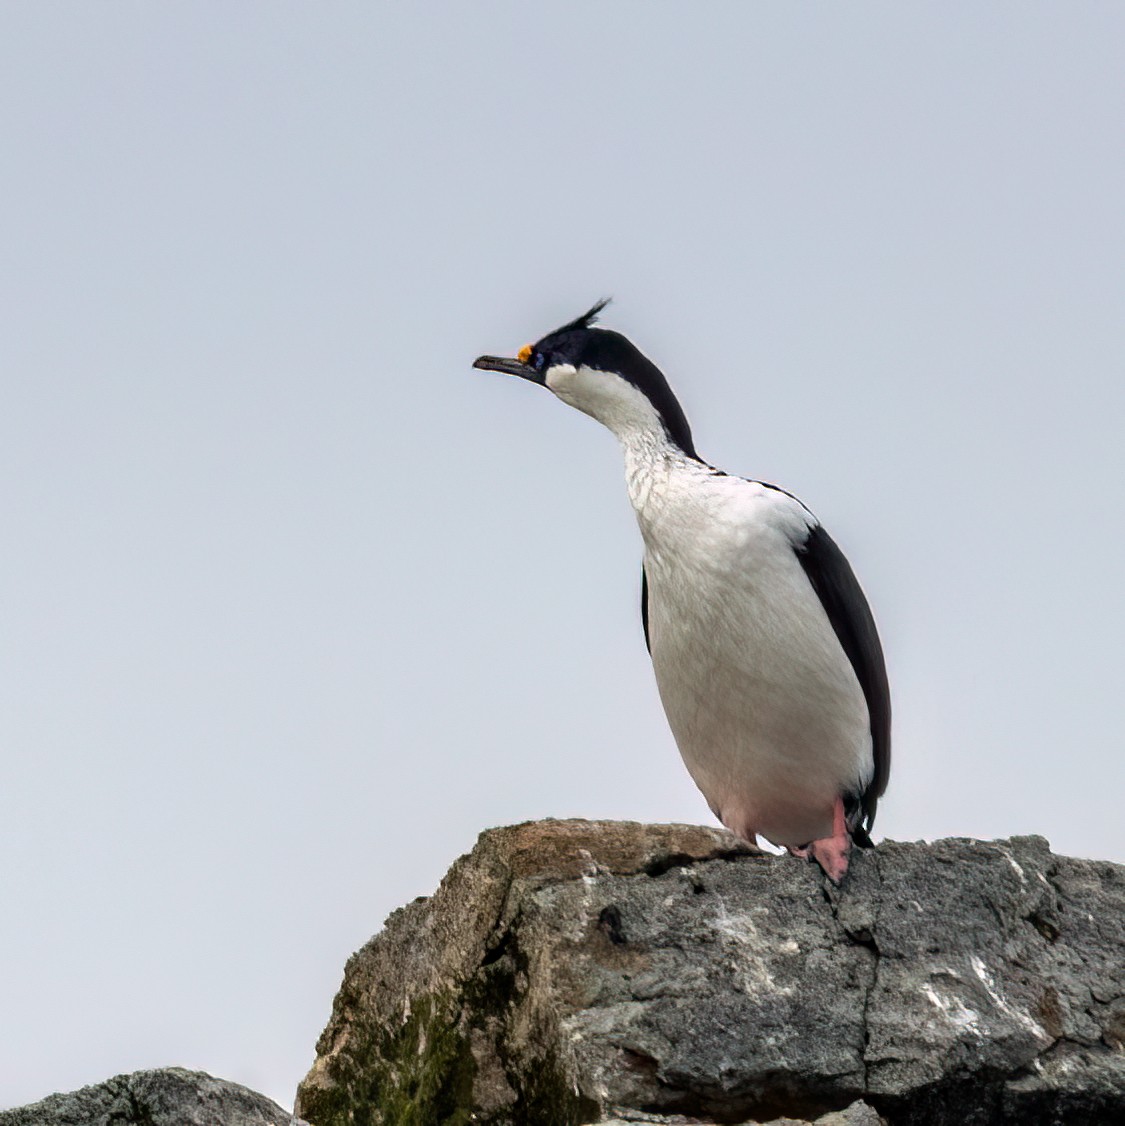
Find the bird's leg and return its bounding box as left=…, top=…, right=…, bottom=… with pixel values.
left=805, top=797, right=852, bottom=884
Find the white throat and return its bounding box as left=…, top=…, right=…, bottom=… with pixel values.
left=543, top=361, right=695, bottom=516
left=545, top=363, right=668, bottom=445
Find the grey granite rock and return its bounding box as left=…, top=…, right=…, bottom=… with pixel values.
left=296, top=820, right=1125, bottom=1126
left=0, top=1068, right=305, bottom=1126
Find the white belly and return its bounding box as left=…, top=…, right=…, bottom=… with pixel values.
left=645, top=529, right=872, bottom=848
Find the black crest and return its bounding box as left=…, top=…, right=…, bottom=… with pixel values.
left=551, top=298, right=611, bottom=336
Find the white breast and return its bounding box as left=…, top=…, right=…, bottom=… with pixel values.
left=631, top=459, right=873, bottom=848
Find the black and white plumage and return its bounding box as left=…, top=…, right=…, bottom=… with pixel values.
left=474, top=302, right=890, bottom=881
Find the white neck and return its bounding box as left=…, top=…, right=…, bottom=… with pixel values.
left=619, top=426, right=699, bottom=520
left=544, top=359, right=702, bottom=518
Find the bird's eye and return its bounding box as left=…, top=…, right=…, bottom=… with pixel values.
left=532, top=351, right=547, bottom=371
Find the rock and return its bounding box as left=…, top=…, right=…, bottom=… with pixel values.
left=598, top=1096, right=884, bottom=1124
left=0, top=1068, right=305, bottom=1126
left=295, top=819, right=1125, bottom=1125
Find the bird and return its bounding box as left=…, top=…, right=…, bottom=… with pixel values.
left=473, top=301, right=890, bottom=882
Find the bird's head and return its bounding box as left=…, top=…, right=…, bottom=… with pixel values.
left=473, top=300, right=697, bottom=459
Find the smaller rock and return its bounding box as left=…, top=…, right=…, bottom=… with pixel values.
left=810, top=1101, right=885, bottom=1126
left=0, top=1068, right=305, bottom=1126
left=598, top=1098, right=884, bottom=1125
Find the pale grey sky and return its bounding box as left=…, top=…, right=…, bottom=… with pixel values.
left=2, top=2, right=1123, bottom=1113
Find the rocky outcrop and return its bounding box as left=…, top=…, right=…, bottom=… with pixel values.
left=4, top=823, right=1121, bottom=1126
left=0, top=1068, right=304, bottom=1126
left=295, top=820, right=1125, bottom=1126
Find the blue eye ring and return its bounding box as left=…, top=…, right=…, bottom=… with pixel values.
left=532, top=351, right=547, bottom=371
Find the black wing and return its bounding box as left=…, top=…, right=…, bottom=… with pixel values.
left=640, top=565, right=651, bottom=653
left=795, top=522, right=891, bottom=840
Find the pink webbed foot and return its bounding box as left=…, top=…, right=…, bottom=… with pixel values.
left=799, top=798, right=853, bottom=885
left=807, top=834, right=852, bottom=884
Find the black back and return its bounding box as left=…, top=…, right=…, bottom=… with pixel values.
left=794, top=523, right=891, bottom=838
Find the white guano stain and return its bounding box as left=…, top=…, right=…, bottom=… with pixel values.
left=1001, top=848, right=1027, bottom=884
left=971, top=954, right=1050, bottom=1042
left=922, top=983, right=984, bottom=1036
